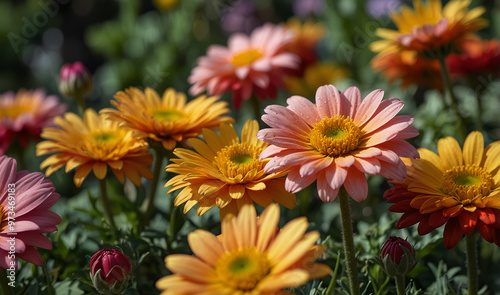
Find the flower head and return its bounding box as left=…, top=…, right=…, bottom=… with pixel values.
left=370, top=0, right=487, bottom=59
left=188, top=23, right=299, bottom=110
left=156, top=204, right=331, bottom=294
left=59, top=62, right=93, bottom=98
left=380, top=236, right=416, bottom=276
left=0, top=89, right=67, bottom=154
left=36, top=109, right=153, bottom=187
left=104, top=87, right=233, bottom=151
left=371, top=52, right=443, bottom=90
left=0, top=155, right=61, bottom=269
left=384, top=132, right=500, bottom=249
left=166, top=120, right=295, bottom=219
left=447, top=38, right=500, bottom=79
left=90, top=248, right=132, bottom=294
left=257, top=85, right=419, bottom=202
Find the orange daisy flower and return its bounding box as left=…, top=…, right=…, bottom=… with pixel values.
left=371, top=52, right=443, bottom=90
left=165, top=120, right=295, bottom=219
left=384, top=132, right=500, bottom=249
left=37, top=109, right=153, bottom=187
left=370, top=0, right=487, bottom=59
left=156, top=204, right=331, bottom=295
left=104, top=87, right=233, bottom=151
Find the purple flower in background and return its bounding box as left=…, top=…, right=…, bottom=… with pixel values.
left=221, top=0, right=260, bottom=34
left=293, top=0, right=324, bottom=16
left=366, top=0, right=401, bottom=18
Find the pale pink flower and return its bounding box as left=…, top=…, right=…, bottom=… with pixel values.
left=188, top=23, right=299, bottom=110
left=257, top=85, right=419, bottom=202
left=0, top=89, right=67, bottom=154
left=0, top=155, right=61, bottom=269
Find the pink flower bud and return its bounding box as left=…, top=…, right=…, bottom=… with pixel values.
left=380, top=236, right=416, bottom=277
left=381, top=236, right=413, bottom=264
left=90, top=248, right=131, bottom=294
left=58, top=62, right=92, bottom=98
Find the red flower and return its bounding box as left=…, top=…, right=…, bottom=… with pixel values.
left=381, top=236, right=414, bottom=264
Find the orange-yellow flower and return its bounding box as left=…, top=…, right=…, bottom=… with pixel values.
left=104, top=87, right=233, bottom=151
left=370, top=0, right=487, bottom=59
left=384, top=132, right=500, bottom=249
left=285, top=18, right=326, bottom=74
left=36, top=109, right=153, bottom=187
left=371, top=52, right=443, bottom=90
left=165, top=120, right=295, bottom=219
left=156, top=204, right=331, bottom=295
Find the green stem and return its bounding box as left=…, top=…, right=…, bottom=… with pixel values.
left=0, top=269, right=15, bottom=295
left=338, top=186, right=360, bottom=295
left=465, top=233, right=479, bottom=295
left=13, top=144, right=26, bottom=171
left=395, top=275, right=406, bottom=295
left=98, top=179, right=117, bottom=231
left=325, top=251, right=341, bottom=295
left=42, top=259, right=54, bottom=295
left=138, top=148, right=164, bottom=233
left=475, top=86, right=484, bottom=131
left=74, top=94, right=86, bottom=116
left=437, top=54, right=466, bottom=141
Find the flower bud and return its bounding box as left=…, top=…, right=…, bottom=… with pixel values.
left=380, top=236, right=416, bottom=277
left=90, top=248, right=132, bottom=295
left=59, top=62, right=92, bottom=98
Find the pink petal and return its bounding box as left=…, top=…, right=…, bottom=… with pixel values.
left=299, top=156, right=333, bottom=177
left=228, top=34, right=251, bottom=52
left=353, top=157, right=381, bottom=175
left=342, top=86, right=362, bottom=118
left=315, top=85, right=343, bottom=118
left=285, top=167, right=318, bottom=193
left=256, top=130, right=309, bottom=150
left=325, top=164, right=348, bottom=190
left=269, top=53, right=299, bottom=68
left=259, top=145, right=288, bottom=159
left=317, top=172, right=340, bottom=202
left=286, top=95, right=321, bottom=126
left=262, top=105, right=311, bottom=137
left=352, top=147, right=382, bottom=158
left=362, top=115, right=415, bottom=147
left=335, top=155, right=355, bottom=167
left=235, top=66, right=250, bottom=79
left=353, top=89, right=384, bottom=126
left=252, top=58, right=272, bottom=71
left=361, top=98, right=404, bottom=133
left=343, top=168, right=368, bottom=202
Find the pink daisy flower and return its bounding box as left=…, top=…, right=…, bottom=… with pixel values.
left=0, top=155, right=61, bottom=269
left=188, top=23, right=299, bottom=110
left=257, top=84, right=419, bottom=202
left=0, top=89, right=67, bottom=154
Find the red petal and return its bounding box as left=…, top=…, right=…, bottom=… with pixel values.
left=443, top=205, right=463, bottom=218
left=476, top=221, right=494, bottom=243
left=428, top=210, right=449, bottom=228
left=396, top=210, right=423, bottom=229
left=459, top=211, right=478, bottom=236
left=389, top=199, right=413, bottom=212
left=443, top=218, right=463, bottom=249
left=478, top=208, right=496, bottom=225
left=418, top=214, right=435, bottom=235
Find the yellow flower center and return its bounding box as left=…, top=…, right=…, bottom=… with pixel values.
left=213, top=143, right=265, bottom=181
left=151, top=110, right=184, bottom=121
left=0, top=105, right=33, bottom=119
left=309, top=116, right=362, bottom=157
left=231, top=49, right=263, bottom=67
left=94, top=133, right=116, bottom=143
left=215, top=247, right=270, bottom=291
left=442, top=164, right=493, bottom=208
left=83, top=129, right=126, bottom=158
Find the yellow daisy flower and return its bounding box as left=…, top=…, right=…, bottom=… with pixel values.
left=156, top=204, right=331, bottom=295
left=370, top=0, right=487, bottom=59
left=104, top=87, right=233, bottom=151
left=165, top=120, right=296, bottom=219
left=36, top=109, right=153, bottom=187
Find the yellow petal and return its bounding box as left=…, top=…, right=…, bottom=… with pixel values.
left=187, top=230, right=224, bottom=266
left=256, top=204, right=280, bottom=251
left=245, top=182, right=266, bottom=191
left=93, top=162, right=108, bottom=179
left=229, top=185, right=245, bottom=199
left=267, top=217, right=308, bottom=264
left=219, top=122, right=239, bottom=146
left=272, top=231, right=320, bottom=274
left=258, top=269, right=309, bottom=291
left=437, top=136, right=463, bottom=169
left=241, top=120, right=259, bottom=145
left=463, top=131, right=484, bottom=166
left=164, top=254, right=216, bottom=283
